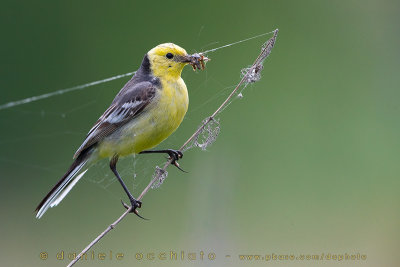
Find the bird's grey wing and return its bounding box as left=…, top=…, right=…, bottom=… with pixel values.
left=73, top=81, right=156, bottom=158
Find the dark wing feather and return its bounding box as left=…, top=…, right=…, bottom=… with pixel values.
left=73, top=81, right=156, bottom=158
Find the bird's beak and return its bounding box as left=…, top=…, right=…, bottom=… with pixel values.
left=177, top=55, right=194, bottom=63
left=177, top=53, right=210, bottom=70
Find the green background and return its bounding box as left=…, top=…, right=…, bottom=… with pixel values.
left=1, top=0, right=399, bottom=266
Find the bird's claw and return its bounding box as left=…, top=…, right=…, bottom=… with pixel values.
left=166, top=149, right=187, bottom=172
left=166, top=149, right=183, bottom=161
left=172, top=160, right=188, bottom=173
left=121, top=199, right=148, bottom=220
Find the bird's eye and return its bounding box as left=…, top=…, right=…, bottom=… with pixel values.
left=166, top=53, right=174, bottom=59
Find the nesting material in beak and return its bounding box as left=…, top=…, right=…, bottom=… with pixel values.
left=178, top=53, right=210, bottom=70
left=189, top=53, right=209, bottom=70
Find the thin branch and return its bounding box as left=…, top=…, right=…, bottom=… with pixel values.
left=67, top=29, right=278, bottom=267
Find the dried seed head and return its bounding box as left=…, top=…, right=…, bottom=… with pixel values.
left=151, top=166, right=168, bottom=189
left=183, top=118, right=220, bottom=152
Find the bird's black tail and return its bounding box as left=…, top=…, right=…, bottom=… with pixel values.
left=35, top=149, right=92, bottom=219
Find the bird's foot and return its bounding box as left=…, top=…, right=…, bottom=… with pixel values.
left=139, top=149, right=187, bottom=172
left=165, top=149, right=187, bottom=172
left=121, top=198, right=148, bottom=220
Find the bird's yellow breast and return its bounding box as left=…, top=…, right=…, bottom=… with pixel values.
left=98, top=78, right=188, bottom=158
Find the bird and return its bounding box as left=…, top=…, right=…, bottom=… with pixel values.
left=35, top=43, right=208, bottom=219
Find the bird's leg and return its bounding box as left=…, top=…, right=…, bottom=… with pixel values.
left=110, top=155, right=146, bottom=219
left=139, top=149, right=186, bottom=172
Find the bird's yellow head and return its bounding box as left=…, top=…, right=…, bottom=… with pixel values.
left=147, top=43, right=190, bottom=80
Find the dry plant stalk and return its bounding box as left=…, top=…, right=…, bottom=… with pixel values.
left=67, top=29, right=278, bottom=267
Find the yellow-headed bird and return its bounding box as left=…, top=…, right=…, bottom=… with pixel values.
left=35, top=43, right=207, bottom=219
